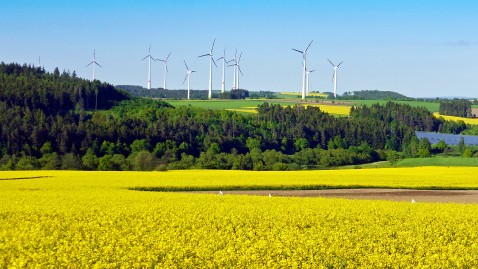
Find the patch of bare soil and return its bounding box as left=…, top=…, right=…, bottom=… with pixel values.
left=192, top=189, right=478, bottom=204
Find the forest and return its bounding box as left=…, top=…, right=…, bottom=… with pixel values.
left=439, top=99, right=473, bottom=117
left=340, top=90, right=411, bottom=100
left=0, top=63, right=471, bottom=171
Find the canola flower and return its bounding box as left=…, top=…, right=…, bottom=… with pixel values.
left=1, top=168, right=478, bottom=268
left=305, top=104, right=351, bottom=116
left=434, top=113, right=478, bottom=125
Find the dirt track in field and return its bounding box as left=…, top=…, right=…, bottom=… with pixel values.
left=192, top=189, right=478, bottom=204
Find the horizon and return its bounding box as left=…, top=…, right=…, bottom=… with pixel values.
left=1, top=0, right=477, bottom=98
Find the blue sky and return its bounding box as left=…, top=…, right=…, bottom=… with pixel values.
left=1, top=0, right=477, bottom=97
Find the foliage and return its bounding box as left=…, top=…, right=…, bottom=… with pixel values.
left=439, top=99, right=472, bottom=118
left=342, top=90, right=411, bottom=100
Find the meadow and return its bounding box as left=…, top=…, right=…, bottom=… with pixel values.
left=2, top=168, right=478, bottom=267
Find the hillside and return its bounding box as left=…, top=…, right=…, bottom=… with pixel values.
left=342, top=90, right=410, bottom=100
left=0, top=63, right=472, bottom=171
left=1, top=63, right=130, bottom=114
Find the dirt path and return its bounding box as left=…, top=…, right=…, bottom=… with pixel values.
left=191, top=189, right=478, bottom=204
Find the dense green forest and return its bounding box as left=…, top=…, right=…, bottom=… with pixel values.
left=439, top=99, right=473, bottom=117
left=0, top=63, right=473, bottom=171
left=341, top=90, right=411, bottom=100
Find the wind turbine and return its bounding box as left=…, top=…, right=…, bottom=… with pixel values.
left=85, top=50, right=102, bottom=111
left=328, top=59, right=343, bottom=98
left=228, top=51, right=243, bottom=90
left=183, top=60, right=196, bottom=100
left=198, top=39, right=217, bottom=99
left=217, top=48, right=227, bottom=93
left=142, top=46, right=157, bottom=90
left=306, top=69, right=315, bottom=96
left=227, top=49, right=237, bottom=90
left=235, top=52, right=243, bottom=90
left=292, top=40, right=313, bottom=100
left=159, top=52, right=171, bottom=90
left=85, top=49, right=102, bottom=81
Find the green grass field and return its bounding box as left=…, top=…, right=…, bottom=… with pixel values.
left=396, top=157, right=478, bottom=167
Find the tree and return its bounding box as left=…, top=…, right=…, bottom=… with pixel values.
left=82, top=148, right=99, bottom=170
left=458, top=137, right=465, bottom=154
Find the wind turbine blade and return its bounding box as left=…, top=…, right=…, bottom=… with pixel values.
left=310, top=70, right=315, bottom=73
left=166, top=64, right=168, bottom=72
left=337, top=61, right=344, bottom=67
left=305, top=40, right=313, bottom=52
left=191, top=70, right=196, bottom=73
left=142, top=55, right=148, bottom=60
left=149, top=45, right=151, bottom=53
left=212, top=57, right=217, bottom=67
left=217, top=56, right=224, bottom=61
left=327, top=58, right=335, bottom=67
left=183, top=74, right=188, bottom=84
left=166, top=52, right=171, bottom=61
left=238, top=52, right=242, bottom=63
left=85, top=62, right=93, bottom=67
left=96, top=62, right=102, bottom=67
left=198, top=54, right=209, bottom=58
left=184, top=60, right=189, bottom=71
left=292, top=48, right=304, bottom=54
left=211, top=38, right=216, bottom=52
left=332, top=71, right=335, bottom=81
left=238, top=66, right=243, bottom=75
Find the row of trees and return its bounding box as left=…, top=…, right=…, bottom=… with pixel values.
left=116, top=85, right=251, bottom=100
left=439, top=99, right=473, bottom=117
left=341, top=90, right=411, bottom=100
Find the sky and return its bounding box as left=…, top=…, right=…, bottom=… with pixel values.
left=1, top=0, right=477, bottom=98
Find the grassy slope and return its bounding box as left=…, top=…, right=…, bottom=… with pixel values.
left=396, top=157, right=478, bottom=167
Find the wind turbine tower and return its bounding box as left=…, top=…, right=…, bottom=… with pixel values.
left=159, top=52, right=172, bottom=90
left=85, top=50, right=102, bottom=110
left=228, top=49, right=237, bottom=90
left=235, top=52, right=243, bottom=90
left=217, top=48, right=227, bottom=93
left=306, top=69, right=315, bottom=96
left=292, top=40, right=313, bottom=100
left=198, top=39, right=217, bottom=99
left=228, top=51, right=243, bottom=90
left=183, top=60, right=196, bottom=100
left=85, top=49, right=102, bottom=81
left=328, top=59, right=343, bottom=98
left=142, top=46, right=157, bottom=90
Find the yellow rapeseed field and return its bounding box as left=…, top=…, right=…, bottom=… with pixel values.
left=434, top=113, right=478, bottom=125
left=306, top=104, right=351, bottom=116
left=2, top=168, right=478, bottom=268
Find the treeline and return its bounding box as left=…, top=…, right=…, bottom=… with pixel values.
left=117, top=85, right=250, bottom=100
left=0, top=63, right=130, bottom=114
left=0, top=99, right=463, bottom=171
left=116, top=85, right=209, bottom=99
left=439, top=99, right=473, bottom=117
left=341, top=90, right=411, bottom=100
